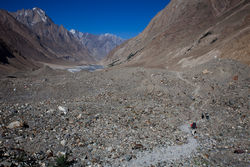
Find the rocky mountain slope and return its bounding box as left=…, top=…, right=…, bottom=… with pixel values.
left=0, top=10, right=54, bottom=74
left=70, top=29, right=125, bottom=60
left=105, top=0, right=250, bottom=69
left=11, top=8, right=94, bottom=63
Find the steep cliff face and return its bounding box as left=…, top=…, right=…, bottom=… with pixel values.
left=105, top=0, right=249, bottom=69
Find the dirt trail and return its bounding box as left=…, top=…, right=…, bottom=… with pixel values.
left=124, top=124, right=198, bottom=167
left=175, top=71, right=202, bottom=112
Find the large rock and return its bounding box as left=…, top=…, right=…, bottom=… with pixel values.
left=7, top=121, right=23, bottom=129
left=58, top=106, right=68, bottom=114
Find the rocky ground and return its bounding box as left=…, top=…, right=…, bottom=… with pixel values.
left=0, top=59, right=249, bottom=167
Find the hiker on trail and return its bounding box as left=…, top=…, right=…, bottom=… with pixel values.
left=191, top=122, right=197, bottom=129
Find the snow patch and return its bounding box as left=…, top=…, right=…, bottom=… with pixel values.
left=70, top=29, right=76, bottom=34
left=39, top=9, right=45, bottom=14
left=99, top=33, right=112, bottom=40
left=36, top=9, right=47, bottom=22
left=104, top=33, right=112, bottom=37
left=31, top=7, right=47, bottom=23
left=70, top=29, right=84, bottom=39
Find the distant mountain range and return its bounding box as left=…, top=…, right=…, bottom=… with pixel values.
left=0, top=7, right=124, bottom=73
left=69, top=29, right=124, bottom=61
left=105, top=0, right=250, bottom=69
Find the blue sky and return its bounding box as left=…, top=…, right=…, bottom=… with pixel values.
left=1, top=0, right=170, bottom=39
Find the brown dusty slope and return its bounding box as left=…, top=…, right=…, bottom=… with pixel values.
left=105, top=0, right=250, bottom=69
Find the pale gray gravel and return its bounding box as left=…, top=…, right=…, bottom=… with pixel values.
left=124, top=124, right=198, bottom=167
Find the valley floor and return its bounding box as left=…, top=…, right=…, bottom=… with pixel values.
left=0, top=59, right=249, bottom=167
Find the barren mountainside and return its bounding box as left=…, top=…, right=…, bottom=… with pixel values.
left=105, top=0, right=250, bottom=69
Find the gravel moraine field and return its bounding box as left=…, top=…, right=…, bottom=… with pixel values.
left=0, top=59, right=249, bottom=167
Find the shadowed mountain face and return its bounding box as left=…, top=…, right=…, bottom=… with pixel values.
left=0, top=39, right=15, bottom=64
left=105, top=0, right=250, bottom=69
left=70, top=29, right=125, bottom=61
left=0, top=10, right=52, bottom=73
left=11, top=7, right=94, bottom=63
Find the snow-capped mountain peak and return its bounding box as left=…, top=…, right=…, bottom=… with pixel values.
left=12, top=7, right=49, bottom=26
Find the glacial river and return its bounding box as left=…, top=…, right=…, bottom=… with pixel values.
left=67, top=65, right=104, bottom=73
